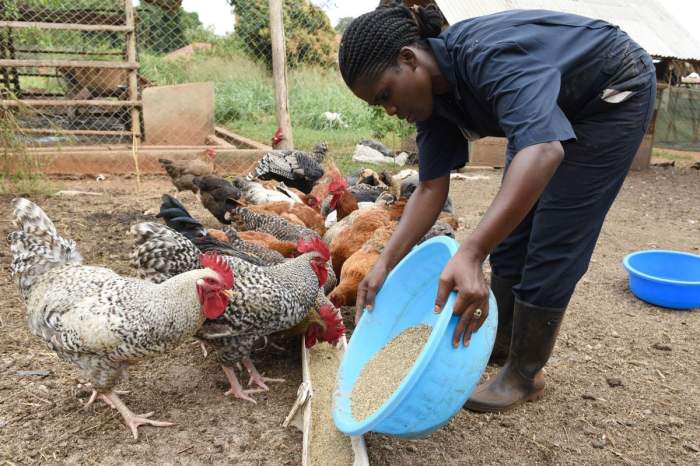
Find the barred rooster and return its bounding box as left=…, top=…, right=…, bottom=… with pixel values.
left=132, top=224, right=335, bottom=403
left=154, top=197, right=337, bottom=293
left=8, top=198, right=233, bottom=439
left=230, top=206, right=320, bottom=243
left=248, top=144, right=328, bottom=194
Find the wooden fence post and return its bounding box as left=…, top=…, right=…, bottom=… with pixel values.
left=124, top=0, right=141, bottom=189
left=268, top=0, right=293, bottom=150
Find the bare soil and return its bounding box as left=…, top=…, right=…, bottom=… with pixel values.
left=1, top=166, right=698, bottom=465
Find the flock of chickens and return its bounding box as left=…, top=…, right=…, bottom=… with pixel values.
left=8, top=144, right=458, bottom=440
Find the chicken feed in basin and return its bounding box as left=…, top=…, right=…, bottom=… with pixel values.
left=333, top=236, right=497, bottom=439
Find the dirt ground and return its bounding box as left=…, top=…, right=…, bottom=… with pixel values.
left=0, top=166, right=698, bottom=465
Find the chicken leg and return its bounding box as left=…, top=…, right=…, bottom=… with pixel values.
left=191, top=338, right=209, bottom=358
left=243, top=357, right=285, bottom=391
left=222, top=365, right=264, bottom=404
left=98, top=390, right=174, bottom=439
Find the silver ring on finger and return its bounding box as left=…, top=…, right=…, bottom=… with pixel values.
left=473, top=308, right=482, bottom=319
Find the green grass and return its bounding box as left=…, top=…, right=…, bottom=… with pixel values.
left=652, top=148, right=695, bottom=162
left=1, top=105, right=59, bottom=194
left=139, top=40, right=413, bottom=157
left=0, top=174, right=63, bottom=196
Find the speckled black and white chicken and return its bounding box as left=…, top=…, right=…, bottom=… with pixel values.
left=230, top=205, right=320, bottom=243
left=248, top=143, right=328, bottom=194
left=131, top=223, right=334, bottom=403
left=8, top=198, right=233, bottom=439
left=155, top=194, right=337, bottom=292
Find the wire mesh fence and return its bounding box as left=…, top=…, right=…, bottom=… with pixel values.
left=8, top=1, right=696, bottom=177
left=655, top=84, right=700, bottom=151
left=1, top=0, right=136, bottom=147
left=1, top=0, right=417, bottom=177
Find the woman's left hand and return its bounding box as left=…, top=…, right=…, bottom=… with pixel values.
left=434, top=247, right=489, bottom=348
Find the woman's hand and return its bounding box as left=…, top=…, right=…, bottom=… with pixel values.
left=434, top=246, right=489, bottom=348
left=354, top=260, right=392, bottom=324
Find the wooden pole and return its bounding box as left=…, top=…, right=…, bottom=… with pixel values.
left=1, top=99, right=141, bottom=108
left=124, top=0, right=141, bottom=190
left=0, top=20, right=133, bottom=33
left=13, top=48, right=124, bottom=56
left=268, top=0, right=293, bottom=149
left=0, top=28, right=9, bottom=97
left=0, top=58, right=139, bottom=69
left=8, top=30, right=20, bottom=97
left=18, top=128, right=132, bottom=136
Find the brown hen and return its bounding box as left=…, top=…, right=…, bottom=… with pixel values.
left=329, top=209, right=394, bottom=276
left=159, top=148, right=216, bottom=192
left=328, top=225, right=395, bottom=308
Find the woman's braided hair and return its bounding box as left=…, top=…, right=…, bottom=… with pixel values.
left=338, top=1, right=444, bottom=88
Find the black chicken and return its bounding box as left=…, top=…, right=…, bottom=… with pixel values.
left=157, top=195, right=281, bottom=266
left=191, top=175, right=243, bottom=224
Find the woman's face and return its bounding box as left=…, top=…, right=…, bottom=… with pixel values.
left=351, top=47, right=434, bottom=124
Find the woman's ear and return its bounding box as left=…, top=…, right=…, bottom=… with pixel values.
left=398, top=46, right=419, bottom=70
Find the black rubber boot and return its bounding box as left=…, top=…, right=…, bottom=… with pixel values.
left=464, top=299, right=566, bottom=413
left=488, top=273, right=519, bottom=366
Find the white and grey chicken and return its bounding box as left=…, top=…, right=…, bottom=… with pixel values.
left=8, top=198, right=233, bottom=439
left=231, top=177, right=302, bottom=206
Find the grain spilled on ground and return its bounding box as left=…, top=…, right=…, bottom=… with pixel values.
left=309, top=342, right=354, bottom=466
left=351, top=325, right=432, bottom=420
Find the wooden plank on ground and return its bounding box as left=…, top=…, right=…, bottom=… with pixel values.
left=28, top=145, right=224, bottom=152
left=206, top=134, right=236, bottom=147
left=468, top=137, right=506, bottom=168
left=32, top=148, right=266, bottom=175
left=214, top=126, right=272, bottom=150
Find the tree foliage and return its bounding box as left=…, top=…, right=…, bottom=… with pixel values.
left=335, top=16, right=353, bottom=34
left=137, top=1, right=192, bottom=54
left=228, top=0, right=337, bottom=69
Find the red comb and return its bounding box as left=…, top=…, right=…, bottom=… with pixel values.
left=319, top=304, right=346, bottom=346
left=200, top=253, right=234, bottom=289
left=296, top=237, right=330, bottom=261
left=328, top=176, right=348, bottom=193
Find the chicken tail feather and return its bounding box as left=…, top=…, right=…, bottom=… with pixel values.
left=9, top=198, right=82, bottom=298
left=157, top=194, right=207, bottom=240
left=130, top=222, right=200, bottom=283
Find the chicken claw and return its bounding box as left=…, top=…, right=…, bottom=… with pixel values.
left=84, top=388, right=128, bottom=409
left=243, top=358, right=285, bottom=391
left=222, top=366, right=264, bottom=404
left=191, top=339, right=209, bottom=358
left=99, top=391, right=174, bottom=440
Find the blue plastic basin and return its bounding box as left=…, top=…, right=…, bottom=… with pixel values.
left=623, top=250, right=700, bottom=310
left=332, top=236, right=497, bottom=439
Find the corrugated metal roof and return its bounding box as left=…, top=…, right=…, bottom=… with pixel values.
left=434, top=0, right=700, bottom=61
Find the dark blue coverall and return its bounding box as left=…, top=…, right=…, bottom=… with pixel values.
left=416, top=10, right=657, bottom=309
